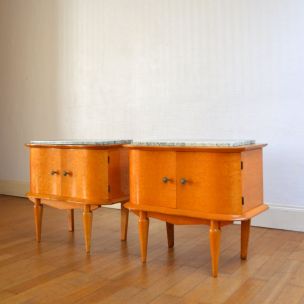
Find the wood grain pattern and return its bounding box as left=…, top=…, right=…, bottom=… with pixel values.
left=60, top=149, right=108, bottom=201
left=129, top=150, right=176, bottom=208
left=126, top=145, right=267, bottom=277
left=241, top=149, right=264, bottom=212
left=176, top=152, right=242, bottom=214
left=27, top=144, right=130, bottom=253
left=108, top=148, right=130, bottom=200
left=1, top=196, right=303, bottom=303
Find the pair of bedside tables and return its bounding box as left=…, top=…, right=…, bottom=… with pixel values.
left=26, top=139, right=268, bottom=277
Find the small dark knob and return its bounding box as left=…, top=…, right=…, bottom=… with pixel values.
left=63, top=171, right=72, bottom=176
left=180, top=178, right=188, bottom=185
left=162, top=176, right=171, bottom=183
left=50, top=170, right=59, bottom=176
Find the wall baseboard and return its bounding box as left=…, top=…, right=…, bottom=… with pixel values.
left=1, top=180, right=303, bottom=232
left=0, top=180, right=29, bottom=197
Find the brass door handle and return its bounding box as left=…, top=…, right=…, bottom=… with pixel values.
left=162, top=176, right=172, bottom=183
left=180, top=178, right=188, bottom=185
left=50, top=170, right=59, bottom=175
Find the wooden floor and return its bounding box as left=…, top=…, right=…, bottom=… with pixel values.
left=0, top=195, right=304, bottom=304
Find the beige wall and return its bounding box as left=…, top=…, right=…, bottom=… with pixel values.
left=0, top=0, right=304, bottom=215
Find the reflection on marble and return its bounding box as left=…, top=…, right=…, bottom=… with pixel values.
left=131, top=139, right=255, bottom=147
left=29, top=140, right=132, bottom=145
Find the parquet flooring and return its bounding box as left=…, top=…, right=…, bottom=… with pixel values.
left=0, top=195, right=303, bottom=304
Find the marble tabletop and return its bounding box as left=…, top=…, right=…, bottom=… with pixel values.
left=130, top=139, right=256, bottom=147
left=29, top=140, right=132, bottom=145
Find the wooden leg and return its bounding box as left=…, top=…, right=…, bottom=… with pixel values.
left=67, top=209, right=74, bottom=232
left=138, top=211, right=149, bottom=263
left=83, top=205, right=92, bottom=254
left=166, top=222, right=174, bottom=248
left=33, top=199, right=43, bottom=242
left=241, top=219, right=251, bottom=260
left=121, top=203, right=129, bottom=241
left=209, top=220, right=221, bottom=277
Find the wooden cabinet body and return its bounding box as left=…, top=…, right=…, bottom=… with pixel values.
left=29, top=146, right=129, bottom=204
left=129, top=148, right=264, bottom=219
left=26, top=141, right=130, bottom=253
left=126, top=143, right=268, bottom=276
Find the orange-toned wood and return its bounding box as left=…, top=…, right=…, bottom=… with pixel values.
left=33, top=199, right=43, bottom=242
left=126, top=144, right=268, bottom=277
left=125, top=202, right=268, bottom=221
left=138, top=211, right=149, bottom=263
left=166, top=222, right=174, bottom=248
left=209, top=220, right=221, bottom=277
left=40, top=199, right=100, bottom=210
left=131, top=210, right=233, bottom=226
left=28, top=193, right=129, bottom=205
left=30, top=148, right=61, bottom=196
left=83, top=205, right=92, bottom=254
left=67, top=209, right=74, bottom=232
left=177, top=152, right=242, bottom=215
left=60, top=149, right=108, bottom=201
left=129, top=150, right=176, bottom=208
left=241, top=219, right=251, bottom=259
left=121, top=202, right=129, bottom=241
left=3, top=196, right=304, bottom=304
left=108, top=148, right=129, bottom=199
left=241, top=149, right=264, bottom=212
left=27, top=144, right=130, bottom=253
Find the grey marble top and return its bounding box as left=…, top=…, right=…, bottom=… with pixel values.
left=130, top=139, right=255, bottom=147
left=29, top=140, right=132, bottom=145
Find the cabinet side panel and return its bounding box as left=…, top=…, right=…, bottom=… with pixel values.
left=129, top=150, right=176, bottom=208
left=241, top=149, right=264, bottom=212
left=29, top=148, right=61, bottom=196
left=108, top=148, right=129, bottom=200
left=61, top=149, right=108, bottom=201
left=177, top=152, right=242, bottom=215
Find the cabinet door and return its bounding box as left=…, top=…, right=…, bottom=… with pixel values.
left=30, top=148, right=61, bottom=196
left=176, top=152, right=242, bottom=215
left=61, top=149, right=109, bottom=202
left=130, top=150, right=176, bottom=208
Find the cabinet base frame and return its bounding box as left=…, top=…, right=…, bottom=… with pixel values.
left=130, top=209, right=254, bottom=277
left=29, top=197, right=129, bottom=253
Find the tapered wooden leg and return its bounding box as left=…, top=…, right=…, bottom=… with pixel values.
left=241, top=219, right=251, bottom=260
left=83, top=205, right=92, bottom=254
left=121, top=203, right=129, bottom=241
left=138, top=211, right=149, bottom=263
left=209, top=220, right=221, bottom=277
left=34, top=199, right=43, bottom=242
left=166, top=222, right=174, bottom=248
left=67, top=209, right=74, bottom=232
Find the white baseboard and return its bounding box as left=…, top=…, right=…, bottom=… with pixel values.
left=251, top=204, right=304, bottom=232
left=0, top=180, right=29, bottom=197
left=1, top=180, right=303, bottom=232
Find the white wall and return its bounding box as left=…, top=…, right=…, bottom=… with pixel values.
left=1, top=1, right=304, bottom=228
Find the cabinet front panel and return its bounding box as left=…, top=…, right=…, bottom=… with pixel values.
left=61, top=149, right=108, bottom=201
left=130, top=150, right=176, bottom=208
left=176, top=152, right=242, bottom=214
left=30, top=148, right=61, bottom=196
